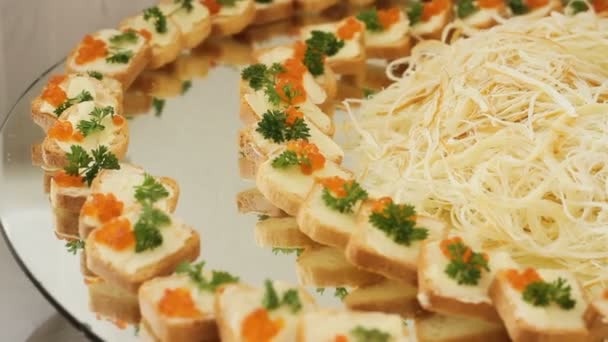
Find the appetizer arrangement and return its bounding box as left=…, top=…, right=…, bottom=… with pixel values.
left=23, top=0, right=608, bottom=341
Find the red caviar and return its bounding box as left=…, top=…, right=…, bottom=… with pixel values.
left=478, top=0, right=504, bottom=8
left=593, top=0, right=608, bottom=11
left=42, top=83, right=68, bottom=107
left=378, top=8, right=401, bottom=29
left=287, top=140, right=326, bottom=175
left=371, top=197, right=393, bottom=213
left=138, top=29, right=152, bottom=41
left=112, top=115, right=125, bottom=126
left=275, top=77, right=306, bottom=105
left=158, top=288, right=202, bottom=318
left=241, top=308, right=284, bottom=342
left=285, top=106, right=304, bottom=125
left=319, top=176, right=349, bottom=198
left=525, top=0, right=549, bottom=8
left=201, top=0, right=221, bottom=14
left=337, top=17, right=363, bottom=40
left=440, top=237, right=463, bottom=257
left=506, top=268, right=542, bottom=292
left=82, top=193, right=124, bottom=223
left=75, top=35, right=107, bottom=65
left=334, top=335, right=348, bottom=342
left=94, top=218, right=135, bottom=251
left=53, top=170, right=85, bottom=188
left=422, top=0, right=450, bottom=21
left=48, top=121, right=84, bottom=142
left=293, top=41, right=307, bottom=61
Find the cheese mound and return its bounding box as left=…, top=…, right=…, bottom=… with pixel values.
left=346, top=12, right=608, bottom=293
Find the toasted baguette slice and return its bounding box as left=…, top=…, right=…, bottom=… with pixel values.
left=120, top=11, right=183, bottom=70
left=459, top=5, right=507, bottom=29
left=86, top=276, right=141, bottom=323
left=79, top=164, right=180, bottom=239
left=66, top=29, right=151, bottom=89
left=32, top=74, right=123, bottom=132
left=211, top=0, right=256, bottom=36
left=86, top=210, right=200, bottom=293
left=139, top=274, right=219, bottom=342
left=140, top=320, right=161, bottom=342
left=236, top=188, right=285, bottom=217
left=159, top=0, right=212, bottom=49
left=297, top=309, right=409, bottom=342
left=301, top=19, right=366, bottom=76
left=296, top=181, right=359, bottom=250
left=256, top=151, right=351, bottom=216
left=489, top=268, right=589, bottom=341
left=415, top=313, right=510, bottom=342
left=410, top=6, right=453, bottom=40
left=345, top=201, right=446, bottom=284
left=253, top=0, right=294, bottom=25
left=255, top=216, right=318, bottom=249
left=81, top=250, right=96, bottom=276
left=53, top=206, right=83, bottom=240
left=215, top=282, right=317, bottom=342
left=296, top=246, right=382, bottom=287
left=362, top=9, right=412, bottom=60
left=344, top=279, right=422, bottom=318
left=295, top=0, right=340, bottom=13
left=41, top=101, right=129, bottom=169
left=584, top=291, right=608, bottom=342
left=417, top=240, right=515, bottom=323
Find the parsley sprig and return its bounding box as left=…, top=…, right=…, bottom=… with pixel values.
left=304, top=31, right=344, bottom=76
left=407, top=1, right=424, bottom=25
left=143, top=7, right=168, bottom=33
left=133, top=204, right=171, bottom=252
left=351, top=326, right=391, bottom=342
left=241, top=63, right=285, bottom=105
left=457, top=0, right=478, bottom=18
left=109, top=30, right=139, bottom=46
left=64, top=145, right=120, bottom=186
left=87, top=71, right=103, bottom=80
left=152, top=98, right=165, bottom=117
left=77, top=106, right=115, bottom=137
left=357, top=9, right=383, bottom=32
left=54, top=90, right=93, bottom=116
left=262, top=279, right=303, bottom=313
left=522, top=277, right=576, bottom=309
left=508, top=0, right=528, bottom=14
left=271, top=150, right=301, bottom=169
left=106, top=30, right=137, bottom=64
left=271, top=248, right=303, bottom=256
left=334, top=287, right=348, bottom=300
left=369, top=202, right=428, bottom=246
left=256, top=110, right=310, bottom=143
left=134, top=174, right=169, bottom=205
left=106, top=50, right=134, bottom=64
left=218, top=0, right=239, bottom=6
left=322, top=180, right=368, bottom=214
left=181, top=80, right=192, bottom=94
left=443, top=241, right=489, bottom=285
left=569, top=0, right=588, bottom=13
left=176, top=261, right=240, bottom=291
left=174, top=0, right=194, bottom=12
left=65, top=240, right=85, bottom=255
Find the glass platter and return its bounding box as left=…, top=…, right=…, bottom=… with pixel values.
left=0, top=16, right=394, bottom=341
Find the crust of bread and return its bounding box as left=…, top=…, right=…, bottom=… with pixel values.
left=255, top=168, right=303, bottom=217
left=254, top=216, right=318, bottom=248
left=81, top=250, right=96, bottom=277
left=415, top=313, right=510, bottom=342
left=253, top=1, right=295, bottom=26
left=212, top=0, right=256, bottom=37
left=584, top=301, right=608, bottom=342
left=296, top=246, right=382, bottom=287
left=86, top=231, right=200, bottom=294
left=488, top=273, right=589, bottom=342
left=236, top=188, right=285, bottom=217
left=53, top=207, right=81, bottom=240
left=238, top=157, right=257, bottom=180
left=140, top=320, right=161, bottom=342
left=51, top=184, right=89, bottom=213
left=317, top=66, right=337, bottom=101
left=327, top=47, right=367, bottom=77
left=344, top=279, right=423, bottom=318
left=87, top=277, right=141, bottom=323
left=366, top=35, right=412, bottom=60
left=295, top=0, right=340, bottom=13
left=139, top=277, right=219, bottom=342
left=31, top=98, right=60, bottom=133
left=182, top=15, right=212, bottom=50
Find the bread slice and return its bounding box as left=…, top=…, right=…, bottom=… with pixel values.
left=86, top=209, right=200, bottom=294
left=211, top=0, right=256, bottom=37
left=255, top=150, right=351, bottom=216
left=159, top=0, right=212, bottom=49
left=41, top=101, right=129, bottom=169
left=410, top=7, right=453, bottom=40
left=65, top=29, right=151, bottom=89
left=120, top=10, right=183, bottom=70
left=344, top=279, right=423, bottom=318
left=252, top=0, right=294, bottom=26
left=215, top=282, right=317, bottom=342
left=489, top=268, right=589, bottom=341
left=86, top=276, right=141, bottom=323
left=78, top=164, right=180, bottom=239
left=31, top=74, right=123, bottom=132
left=139, top=273, right=219, bottom=342
left=363, top=10, right=413, bottom=60
left=295, top=0, right=340, bottom=13
left=53, top=206, right=83, bottom=240
left=140, top=320, right=161, bottom=342
left=296, top=246, right=382, bottom=287
left=296, top=309, right=409, bottom=342
left=415, top=313, right=510, bottom=342
left=296, top=181, right=359, bottom=250
left=236, top=187, right=285, bottom=217
left=255, top=216, right=318, bottom=249
left=584, top=291, right=608, bottom=342
left=345, top=201, right=447, bottom=284
left=417, top=240, right=516, bottom=323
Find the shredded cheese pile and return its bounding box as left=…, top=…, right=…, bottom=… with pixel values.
left=346, top=12, right=608, bottom=292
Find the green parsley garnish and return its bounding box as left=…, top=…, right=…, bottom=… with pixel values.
left=569, top=0, right=589, bottom=13
left=258, top=214, right=270, bottom=221
left=176, top=261, right=240, bottom=291
left=152, top=98, right=165, bottom=117
left=134, top=325, right=140, bottom=336
left=143, top=6, right=168, bottom=33
left=87, top=71, right=103, bottom=80
left=457, top=0, right=478, bottom=18
left=334, top=287, right=348, bottom=300
left=106, top=30, right=138, bottom=64
left=241, top=63, right=285, bottom=105
left=262, top=280, right=303, bottom=313
left=304, top=31, right=344, bottom=76
left=508, top=0, right=528, bottom=14
left=316, top=287, right=326, bottom=294
left=109, top=30, right=139, bottom=46
left=271, top=150, right=300, bottom=169
left=174, top=0, right=194, bottom=12
left=443, top=240, right=489, bottom=285
left=106, top=50, right=134, bottom=64
left=54, top=90, right=93, bottom=116
left=255, top=0, right=273, bottom=3
left=522, top=277, right=576, bottom=309
left=322, top=180, right=368, bottom=214
left=217, top=0, right=238, bottom=6
left=65, top=240, right=85, bottom=255
left=357, top=9, right=383, bottom=32
left=181, top=80, right=192, bottom=94
left=271, top=247, right=303, bottom=256
left=133, top=204, right=171, bottom=252
left=76, top=106, right=115, bottom=137
left=64, top=145, right=120, bottom=186
left=256, top=110, right=310, bottom=144
left=351, top=326, right=391, bottom=342
left=369, top=201, right=428, bottom=246
left=407, top=1, right=424, bottom=25
left=363, top=88, right=376, bottom=99
left=134, top=174, right=169, bottom=205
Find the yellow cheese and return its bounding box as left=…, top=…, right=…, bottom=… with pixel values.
left=411, top=11, right=448, bottom=36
